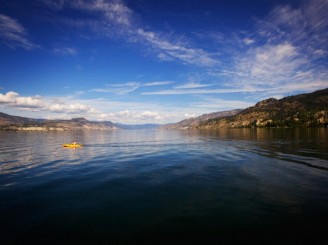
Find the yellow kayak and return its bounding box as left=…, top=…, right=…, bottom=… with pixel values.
left=63, top=143, right=84, bottom=148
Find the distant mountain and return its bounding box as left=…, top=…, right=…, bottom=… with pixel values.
left=114, top=123, right=161, bottom=130
left=0, top=113, right=117, bottom=131
left=197, top=88, right=328, bottom=128
left=161, top=109, right=243, bottom=129
left=0, top=112, right=44, bottom=125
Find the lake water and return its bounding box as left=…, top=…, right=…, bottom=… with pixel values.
left=1, top=128, right=328, bottom=244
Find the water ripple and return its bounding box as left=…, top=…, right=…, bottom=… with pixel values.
left=1, top=129, right=328, bottom=243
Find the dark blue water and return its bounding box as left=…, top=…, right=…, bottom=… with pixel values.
left=1, top=129, right=328, bottom=244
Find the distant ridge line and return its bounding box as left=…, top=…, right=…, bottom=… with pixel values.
left=162, top=88, right=328, bottom=129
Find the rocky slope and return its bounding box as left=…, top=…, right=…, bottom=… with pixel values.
left=197, top=88, right=328, bottom=128
left=0, top=113, right=117, bottom=131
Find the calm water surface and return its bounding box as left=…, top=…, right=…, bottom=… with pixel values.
left=1, top=128, right=328, bottom=244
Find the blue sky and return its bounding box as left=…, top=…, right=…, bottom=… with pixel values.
left=0, top=0, right=327, bottom=124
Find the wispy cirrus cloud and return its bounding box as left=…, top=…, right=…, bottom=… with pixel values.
left=231, top=42, right=307, bottom=87
left=174, top=82, right=213, bottom=89
left=262, top=0, right=328, bottom=50
left=142, top=87, right=256, bottom=95
left=208, top=0, right=328, bottom=97
left=191, top=97, right=254, bottom=110
left=135, top=28, right=218, bottom=66
left=43, top=0, right=218, bottom=67
left=91, top=82, right=141, bottom=95
left=53, top=47, right=78, bottom=56
left=90, top=80, right=175, bottom=95
left=143, top=81, right=174, bottom=86
left=235, top=0, right=328, bottom=93
left=0, top=14, right=38, bottom=50
left=84, top=0, right=327, bottom=100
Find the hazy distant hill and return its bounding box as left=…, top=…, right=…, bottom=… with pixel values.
left=161, top=109, right=243, bottom=129
left=114, top=123, right=161, bottom=130
left=0, top=113, right=117, bottom=131
left=0, top=112, right=44, bottom=125
left=197, top=88, right=328, bottom=128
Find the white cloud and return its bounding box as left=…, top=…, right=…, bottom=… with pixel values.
left=243, top=38, right=254, bottom=45
left=104, top=110, right=166, bottom=123
left=0, top=91, right=43, bottom=108
left=242, top=43, right=304, bottom=84
left=80, top=0, right=133, bottom=27
left=224, top=41, right=328, bottom=96
left=184, top=113, right=197, bottom=118
left=0, top=91, right=191, bottom=123
left=313, top=49, right=327, bottom=57
left=0, top=91, right=93, bottom=115
left=207, top=0, right=328, bottom=97
left=0, top=90, right=264, bottom=124
left=0, top=91, right=18, bottom=103
left=0, top=14, right=38, bottom=50
left=47, top=103, right=93, bottom=114
left=140, top=111, right=162, bottom=120
left=178, top=1, right=327, bottom=97
left=224, top=0, right=328, bottom=96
